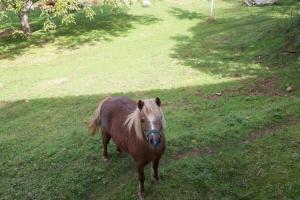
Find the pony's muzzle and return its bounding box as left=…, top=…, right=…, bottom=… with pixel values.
left=145, top=130, right=162, bottom=148
left=150, top=136, right=160, bottom=147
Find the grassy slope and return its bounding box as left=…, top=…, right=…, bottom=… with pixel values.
left=0, top=0, right=300, bottom=199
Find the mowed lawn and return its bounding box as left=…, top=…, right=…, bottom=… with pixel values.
left=1, top=0, right=300, bottom=199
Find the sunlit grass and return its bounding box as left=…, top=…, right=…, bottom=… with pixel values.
left=0, top=0, right=257, bottom=101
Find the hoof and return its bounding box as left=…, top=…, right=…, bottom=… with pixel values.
left=151, top=172, right=160, bottom=183
left=152, top=176, right=160, bottom=183
left=138, top=191, right=145, bottom=200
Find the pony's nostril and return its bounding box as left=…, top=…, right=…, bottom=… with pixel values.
left=148, top=133, right=161, bottom=147
left=152, top=139, right=160, bottom=146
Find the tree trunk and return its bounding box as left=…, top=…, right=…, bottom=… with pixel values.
left=20, top=0, right=33, bottom=35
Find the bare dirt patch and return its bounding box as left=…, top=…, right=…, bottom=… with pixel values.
left=0, top=29, right=14, bottom=38
left=201, top=77, right=288, bottom=100
left=244, top=77, right=286, bottom=97
left=194, top=89, right=205, bottom=97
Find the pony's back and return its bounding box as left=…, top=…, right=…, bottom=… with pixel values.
left=89, top=96, right=135, bottom=135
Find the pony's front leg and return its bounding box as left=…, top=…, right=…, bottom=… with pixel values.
left=152, top=157, right=160, bottom=182
left=137, top=163, right=145, bottom=200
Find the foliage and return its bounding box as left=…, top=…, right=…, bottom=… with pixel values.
left=0, top=0, right=131, bottom=33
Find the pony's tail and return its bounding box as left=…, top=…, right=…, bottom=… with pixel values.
left=89, top=97, right=111, bottom=136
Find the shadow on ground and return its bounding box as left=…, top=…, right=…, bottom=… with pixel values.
left=0, top=7, right=161, bottom=60
left=169, top=4, right=300, bottom=78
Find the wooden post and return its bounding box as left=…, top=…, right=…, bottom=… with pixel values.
left=210, top=0, right=214, bottom=18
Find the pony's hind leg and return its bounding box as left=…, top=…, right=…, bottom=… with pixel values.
left=102, top=132, right=111, bottom=161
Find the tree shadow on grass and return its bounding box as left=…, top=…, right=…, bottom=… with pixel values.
left=0, top=7, right=161, bottom=60
left=168, top=7, right=206, bottom=20
left=169, top=4, right=300, bottom=78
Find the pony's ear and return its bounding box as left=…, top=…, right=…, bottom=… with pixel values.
left=137, top=100, right=144, bottom=110
left=155, top=97, right=161, bottom=107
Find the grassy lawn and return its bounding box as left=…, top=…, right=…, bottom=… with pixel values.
left=0, top=0, right=300, bottom=199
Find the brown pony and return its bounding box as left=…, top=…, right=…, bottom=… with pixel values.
left=89, top=96, right=166, bottom=200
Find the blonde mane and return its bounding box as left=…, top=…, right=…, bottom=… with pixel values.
left=124, top=99, right=166, bottom=141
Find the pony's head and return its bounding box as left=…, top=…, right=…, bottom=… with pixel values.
left=124, top=97, right=166, bottom=148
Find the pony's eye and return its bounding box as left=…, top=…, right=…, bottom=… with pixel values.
left=141, top=118, right=145, bottom=123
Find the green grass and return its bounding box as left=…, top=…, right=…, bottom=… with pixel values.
left=0, top=0, right=300, bottom=199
